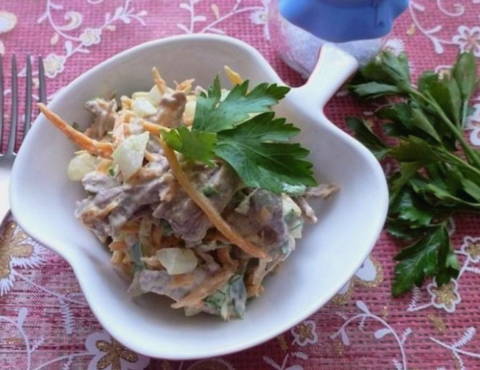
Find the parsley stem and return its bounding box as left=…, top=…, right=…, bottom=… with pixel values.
left=409, top=89, right=480, bottom=168
left=440, top=150, right=480, bottom=179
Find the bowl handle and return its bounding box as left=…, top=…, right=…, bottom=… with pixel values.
left=290, top=43, right=359, bottom=110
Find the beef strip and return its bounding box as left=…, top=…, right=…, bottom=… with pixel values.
left=225, top=189, right=290, bottom=260
left=129, top=266, right=214, bottom=301
left=153, top=164, right=240, bottom=242
left=76, top=158, right=173, bottom=241
left=149, top=91, right=186, bottom=128
left=75, top=172, right=126, bottom=242
left=295, top=184, right=338, bottom=223
left=84, top=99, right=117, bottom=139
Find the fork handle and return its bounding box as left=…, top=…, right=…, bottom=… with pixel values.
left=0, top=166, right=10, bottom=224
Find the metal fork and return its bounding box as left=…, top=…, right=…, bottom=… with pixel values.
left=0, top=55, right=47, bottom=222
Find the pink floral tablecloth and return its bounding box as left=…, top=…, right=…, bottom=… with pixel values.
left=1, top=1, right=480, bottom=369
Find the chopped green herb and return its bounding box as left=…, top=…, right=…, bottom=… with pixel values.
left=202, top=185, right=218, bottom=197
left=204, top=274, right=247, bottom=320
left=158, top=219, right=173, bottom=236
left=129, top=243, right=144, bottom=272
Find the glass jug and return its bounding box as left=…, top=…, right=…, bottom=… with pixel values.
left=268, top=0, right=408, bottom=78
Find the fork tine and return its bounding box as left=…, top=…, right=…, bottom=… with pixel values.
left=6, top=55, right=18, bottom=155
left=0, top=55, right=4, bottom=152
left=38, top=56, right=47, bottom=104
left=24, top=55, right=33, bottom=134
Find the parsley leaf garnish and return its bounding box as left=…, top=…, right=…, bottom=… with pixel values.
left=215, top=113, right=316, bottom=193
left=193, top=76, right=290, bottom=132
left=163, top=78, right=316, bottom=194
left=349, top=50, right=479, bottom=296
left=163, top=126, right=217, bottom=166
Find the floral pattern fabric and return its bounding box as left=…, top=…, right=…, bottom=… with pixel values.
left=0, top=1, right=480, bottom=369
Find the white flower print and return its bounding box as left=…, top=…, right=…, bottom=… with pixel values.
left=333, top=255, right=383, bottom=304
left=332, top=301, right=411, bottom=370
left=431, top=327, right=480, bottom=369
left=35, top=0, right=147, bottom=79
left=0, top=11, right=17, bottom=55
left=467, top=103, right=480, bottom=146
left=85, top=331, right=150, bottom=370
left=79, top=27, right=101, bottom=46
left=0, top=11, right=17, bottom=34
left=291, top=320, right=318, bottom=346
left=461, top=236, right=480, bottom=263
left=249, top=0, right=270, bottom=40
left=408, top=235, right=480, bottom=313
left=427, top=280, right=461, bottom=313
left=452, top=25, right=480, bottom=56
left=250, top=7, right=266, bottom=25
left=469, top=103, right=480, bottom=125
left=469, top=127, right=480, bottom=146
left=0, top=221, right=44, bottom=295
left=43, top=53, right=66, bottom=78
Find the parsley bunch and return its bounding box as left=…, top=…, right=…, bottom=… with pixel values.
left=163, top=77, right=317, bottom=194
left=348, top=51, right=479, bottom=296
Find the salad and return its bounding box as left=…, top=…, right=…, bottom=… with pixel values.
left=38, top=67, right=337, bottom=320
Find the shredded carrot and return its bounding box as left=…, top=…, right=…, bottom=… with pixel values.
left=109, top=240, right=126, bottom=251
left=142, top=120, right=169, bottom=135
left=152, top=67, right=167, bottom=94
left=246, top=259, right=268, bottom=297
left=144, top=151, right=156, bottom=162
left=161, top=235, right=182, bottom=248
left=120, top=220, right=141, bottom=234
left=111, top=113, right=126, bottom=146
left=122, top=252, right=132, bottom=264
left=205, top=229, right=229, bottom=243
left=38, top=104, right=113, bottom=157
left=96, top=158, right=112, bottom=173
left=171, top=268, right=234, bottom=309
left=111, top=250, right=125, bottom=264
left=169, top=273, right=195, bottom=288
left=175, top=79, right=195, bottom=93
left=217, top=246, right=238, bottom=269
left=141, top=256, right=163, bottom=270
left=159, top=137, right=267, bottom=259
left=80, top=201, right=119, bottom=224
left=152, top=225, right=163, bottom=249
left=224, top=65, right=244, bottom=85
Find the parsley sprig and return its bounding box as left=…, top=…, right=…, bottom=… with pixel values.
left=348, top=51, right=479, bottom=296
left=163, top=77, right=317, bottom=194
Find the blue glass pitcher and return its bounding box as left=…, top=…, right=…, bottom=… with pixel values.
left=280, top=0, right=408, bottom=43
left=268, top=0, right=408, bottom=77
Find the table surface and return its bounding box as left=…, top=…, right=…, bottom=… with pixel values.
left=1, top=1, right=480, bottom=369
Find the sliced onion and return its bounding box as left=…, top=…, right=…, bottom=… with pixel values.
left=282, top=194, right=301, bottom=216
left=157, top=248, right=198, bottom=275
left=282, top=194, right=303, bottom=238
left=147, top=85, right=163, bottom=104
left=67, top=152, right=98, bottom=181
left=183, top=95, right=196, bottom=125
left=132, top=97, right=157, bottom=117
left=132, top=91, right=149, bottom=100
left=113, top=132, right=149, bottom=179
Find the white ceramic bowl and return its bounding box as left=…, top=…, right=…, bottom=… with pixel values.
left=10, top=34, right=388, bottom=360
